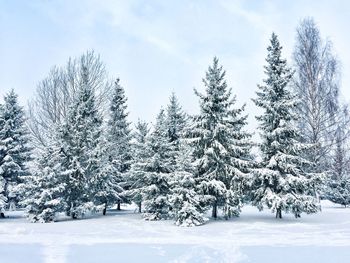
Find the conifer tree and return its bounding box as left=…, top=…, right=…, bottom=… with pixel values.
left=0, top=90, right=32, bottom=212
left=169, top=140, right=206, bottom=226
left=105, top=79, right=132, bottom=210
left=21, top=142, right=66, bottom=222
left=190, top=57, right=254, bottom=219
left=326, top=176, right=350, bottom=207
left=128, top=120, right=150, bottom=213
left=58, top=67, right=105, bottom=219
left=326, top=124, right=350, bottom=206
left=89, top=136, right=123, bottom=216
left=140, top=110, right=174, bottom=220
left=166, top=93, right=187, bottom=143
left=163, top=93, right=206, bottom=226
left=252, top=33, right=322, bottom=219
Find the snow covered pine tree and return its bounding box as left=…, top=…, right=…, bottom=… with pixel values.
left=58, top=66, right=108, bottom=219
left=252, top=33, right=323, bottom=219
left=23, top=72, right=120, bottom=221
left=139, top=109, right=174, bottom=220
left=162, top=93, right=206, bottom=226
left=190, top=57, right=254, bottom=219
left=128, top=120, right=151, bottom=213
left=0, top=90, right=32, bottom=217
left=105, top=79, right=133, bottom=212
left=21, top=143, right=66, bottom=222
left=326, top=124, right=350, bottom=207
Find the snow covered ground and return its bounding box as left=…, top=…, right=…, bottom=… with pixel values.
left=0, top=200, right=350, bottom=263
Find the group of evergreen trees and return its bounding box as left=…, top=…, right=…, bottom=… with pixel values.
left=1, top=29, right=349, bottom=225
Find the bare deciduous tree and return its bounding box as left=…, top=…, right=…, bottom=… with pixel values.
left=293, top=17, right=343, bottom=172
left=27, top=50, right=112, bottom=149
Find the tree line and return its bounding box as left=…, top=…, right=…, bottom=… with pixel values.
left=0, top=18, right=349, bottom=225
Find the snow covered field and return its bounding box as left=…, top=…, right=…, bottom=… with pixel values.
left=0, top=200, right=350, bottom=263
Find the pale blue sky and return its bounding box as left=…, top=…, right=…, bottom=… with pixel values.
left=0, top=0, right=349, bottom=126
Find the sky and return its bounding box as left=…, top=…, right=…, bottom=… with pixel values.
left=0, top=0, right=350, bottom=129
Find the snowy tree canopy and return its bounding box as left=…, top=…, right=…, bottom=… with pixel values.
left=56, top=66, right=106, bottom=219
left=0, top=89, right=32, bottom=211
left=190, top=57, right=254, bottom=219
left=252, top=33, right=323, bottom=218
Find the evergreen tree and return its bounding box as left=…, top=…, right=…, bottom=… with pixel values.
left=326, top=176, right=350, bottom=207
left=0, top=90, right=32, bottom=212
left=252, top=33, right=322, bottom=219
left=58, top=67, right=105, bottom=219
left=166, top=92, right=187, bottom=143
left=128, top=120, right=150, bottom=213
left=105, top=79, right=132, bottom=210
left=326, top=123, right=350, bottom=206
left=163, top=93, right=207, bottom=226
left=107, top=79, right=133, bottom=172
left=21, top=143, right=66, bottom=222
left=140, top=110, right=174, bottom=220
left=169, top=140, right=206, bottom=226
left=190, top=57, right=254, bottom=219
left=89, top=136, right=123, bottom=216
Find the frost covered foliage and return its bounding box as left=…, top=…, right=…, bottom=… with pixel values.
left=169, top=142, right=206, bottom=227
left=105, top=79, right=132, bottom=210
left=107, top=79, right=132, bottom=173
left=140, top=110, right=174, bottom=220
left=26, top=66, right=119, bottom=221
left=166, top=92, right=188, bottom=144
left=325, top=123, right=350, bottom=206
left=128, top=120, right=150, bottom=213
left=326, top=176, right=350, bottom=207
left=0, top=90, right=32, bottom=211
left=252, top=33, right=323, bottom=219
left=190, top=57, right=254, bottom=219
left=57, top=69, right=104, bottom=218
left=21, top=145, right=65, bottom=223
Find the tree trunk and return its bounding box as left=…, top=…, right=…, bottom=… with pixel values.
left=138, top=202, right=142, bottom=213
left=71, top=212, right=77, bottom=219
left=71, top=202, right=77, bottom=219
left=117, top=201, right=121, bottom=211
left=102, top=203, right=107, bottom=216
left=276, top=208, right=282, bottom=219
left=212, top=202, right=217, bottom=219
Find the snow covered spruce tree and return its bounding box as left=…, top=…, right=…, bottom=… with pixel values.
left=58, top=66, right=111, bottom=219
left=128, top=120, right=150, bottom=213
left=252, top=33, right=323, bottom=219
left=21, top=142, right=66, bottom=222
left=0, top=90, right=32, bottom=214
left=163, top=93, right=206, bottom=226
left=190, top=57, right=254, bottom=219
left=326, top=176, right=350, bottom=207
left=166, top=92, right=187, bottom=144
left=326, top=122, right=350, bottom=207
left=139, top=109, right=174, bottom=220
left=105, top=79, right=132, bottom=211
left=169, top=140, right=206, bottom=226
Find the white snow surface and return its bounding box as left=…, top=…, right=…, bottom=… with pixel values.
left=0, top=200, right=350, bottom=262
